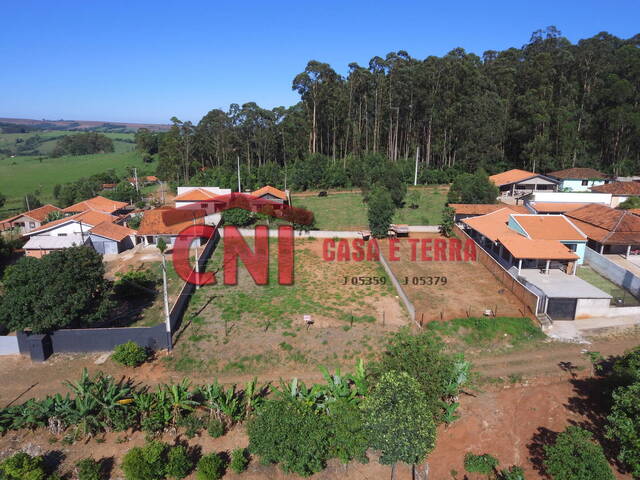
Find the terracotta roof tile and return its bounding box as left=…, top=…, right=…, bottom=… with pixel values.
left=450, top=203, right=528, bottom=215
left=529, top=202, right=591, bottom=213
left=0, top=204, right=61, bottom=225
left=174, top=188, right=220, bottom=202
left=565, top=204, right=640, bottom=244
left=547, top=167, right=607, bottom=180
left=62, top=195, right=128, bottom=214
left=461, top=208, right=514, bottom=241
left=590, top=182, right=640, bottom=195
left=498, top=235, right=579, bottom=260
left=27, top=210, right=117, bottom=235
left=89, top=221, right=135, bottom=241
left=136, top=207, right=205, bottom=235
left=489, top=169, right=538, bottom=186
left=511, top=215, right=586, bottom=241
left=252, top=185, right=287, bottom=200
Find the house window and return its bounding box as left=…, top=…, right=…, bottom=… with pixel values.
left=58, top=233, right=67, bottom=237
left=581, top=180, right=588, bottom=186
left=29, top=222, right=35, bottom=228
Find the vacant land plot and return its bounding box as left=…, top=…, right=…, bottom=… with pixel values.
left=291, top=185, right=448, bottom=230
left=166, top=238, right=409, bottom=375
left=0, top=150, right=151, bottom=213
left=382, top=234, right=527, bottom=322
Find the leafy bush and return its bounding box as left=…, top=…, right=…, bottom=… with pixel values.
left=606, top=382, right=640, bottom=477
left=122, top=441, right=168, bottom=480
left=366, top=185, right=395, bottom=238
left=328, top=401, right=368, bottom=464
left=248, top=398, right=330, bottom=476
left=207, top=418, right=225, bottom=438
left=114, top=269, right=157, bottom=298
left=498, top=465, right=525, bottom=480
left=229, top=448, right=249, bottom=474
left=0, top=452, right=47, bottom=480
left=369, top=330, right=460, bottom=419
left=178, top=414, right=202, bottom=438
left=464, top=453, right=499, bottom=475
left=112, top=341, right=149, bottom=367
left=544, top=426, right=614, bottom=480
left=76, top=458, right=102, bottom=480
left=611, top=346, right=640, bottom=387
left=222, top=208, right=255, bottom=227
left=166, top=445, right=194, bottom=479
left=362, top=371, right=436, bottom=467
left=196, top=453, right=226, bottom=480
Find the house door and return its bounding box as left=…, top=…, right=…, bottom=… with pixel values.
left=546, top=298, right=577, bottom=320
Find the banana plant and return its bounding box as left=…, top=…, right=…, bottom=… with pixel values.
left=161, top=378, right=198, bottom=424
left=346, top=359, right=369, bottom=396
left=273, top=378, right=327, bottom=412
left=441, top=401, right=460, bottom=425
left=320, top=366, right=358, bottom=407
left=242, top=377, right=268, bottom=417
left=443, top=355, right=471, bottom=402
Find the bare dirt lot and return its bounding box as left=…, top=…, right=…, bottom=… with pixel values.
left=165, top=238, right=409, bottom=375
left=382, top=234, right=526, bottom=321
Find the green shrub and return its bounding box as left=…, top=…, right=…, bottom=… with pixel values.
left=141, top=412, right=166, bottom=435
left=112, top=341, right=149, bottom=367
left=230, top=448, right=249, bottom=474
left=464, top=453, right=499, bottom=475
left=166, top=445, right=194, bottom=479
left=0, top=452, right=47, bottom=480
left=76, top=458, right=102, bottom=480
left=248, top=398, right=330, bottom=476
left=328, top=401, right=368, bottom=464
left=606, top=382, right=640, bottom=477
left=196, top=453, right=225, bottom=480
left=498, top=466, right=525, bottom=480
left=544, top=426, right=614, bottom=480
left=177, top=414, right=202, bottom=438
left=207, top=418, right=225, bottom=438
left=222, top=208, right=255, bottom=227
left=121, top=441, right=167, bottom=480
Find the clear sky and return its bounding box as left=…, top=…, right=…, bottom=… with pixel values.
left=1, top=0, right=638, bottom=124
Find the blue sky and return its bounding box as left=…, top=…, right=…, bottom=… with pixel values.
left=1, top=0, right=638, bottom=124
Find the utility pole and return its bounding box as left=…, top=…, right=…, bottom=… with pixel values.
left=237, top=155, right=241, bottom=192
left=157, top=239, right=171, bottom=352
left=134, top=168, right=139, bottom=193
left=25, top=195, right=30, bottom=211
left=414, top=146, right=419, bottom=186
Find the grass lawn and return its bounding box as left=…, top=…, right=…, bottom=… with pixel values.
left=0, top=150, right=152, bottom=214
left=292, top=185, right=449, bottom=231
left=426, top=316, right=545, bottom=349
left=576, top=265, right=640, bottom=306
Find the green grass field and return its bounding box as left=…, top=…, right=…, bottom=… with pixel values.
left=0, top=131, right=136, bottom=156
left=291, top=185, right=449, bottom=230
left=0, top=150, right=151, bottom=214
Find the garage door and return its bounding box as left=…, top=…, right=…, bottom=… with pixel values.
left=547, top=298, right=577, bottom=320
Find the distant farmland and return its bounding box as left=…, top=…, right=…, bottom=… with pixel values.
left=0, top=130, right=136, bottom=157
left=0, top=150, right=152, bottom=215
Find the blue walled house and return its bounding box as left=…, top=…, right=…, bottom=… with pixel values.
left=548, top=167, right=608, bottom=192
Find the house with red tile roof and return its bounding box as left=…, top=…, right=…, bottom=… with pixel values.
left=489, top=169, right=559, bottom=198
left=88, top=221, right=136, bottom=254
left=174, top=186, right=232, bottom=208
left=590, top=181, right=640, bottom=207
left=136, top=206, right=206, bottom=247
left=62, top=195, right=129, bottom=215
left=565, top=203, right=640, bottom=257
left=461, top=208, right=612, bottom=320
left=547, top=167, right=609, bottom=192
left=0, top=204, right=62, bottom=234
left=449, top=203, right=529, bottom=223
left=462, top=208, right=585, bottom=274
left=251, top=185, right=288, bottom=204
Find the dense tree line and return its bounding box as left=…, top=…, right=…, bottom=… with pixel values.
left=140, top=28, right=639, bottom=189
left=52, top=132, right=114, bottom=157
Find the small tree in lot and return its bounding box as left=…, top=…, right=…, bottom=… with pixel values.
left=367, top=186, right=395, bottom=238
left=606, top=382, right=640, bottom=477
left=543, top=426, right=615, bottom=480
left=362, top=371, right=436, bottom=479
left=439, top=206, right=455, bottom=237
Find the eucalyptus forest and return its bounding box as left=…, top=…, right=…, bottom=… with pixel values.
left=146, top=27, right=639, bottom=190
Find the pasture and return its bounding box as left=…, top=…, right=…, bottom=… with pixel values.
left=0, top=150, right=151, bottom=214
left=0, top=130, right=136, bottom=156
